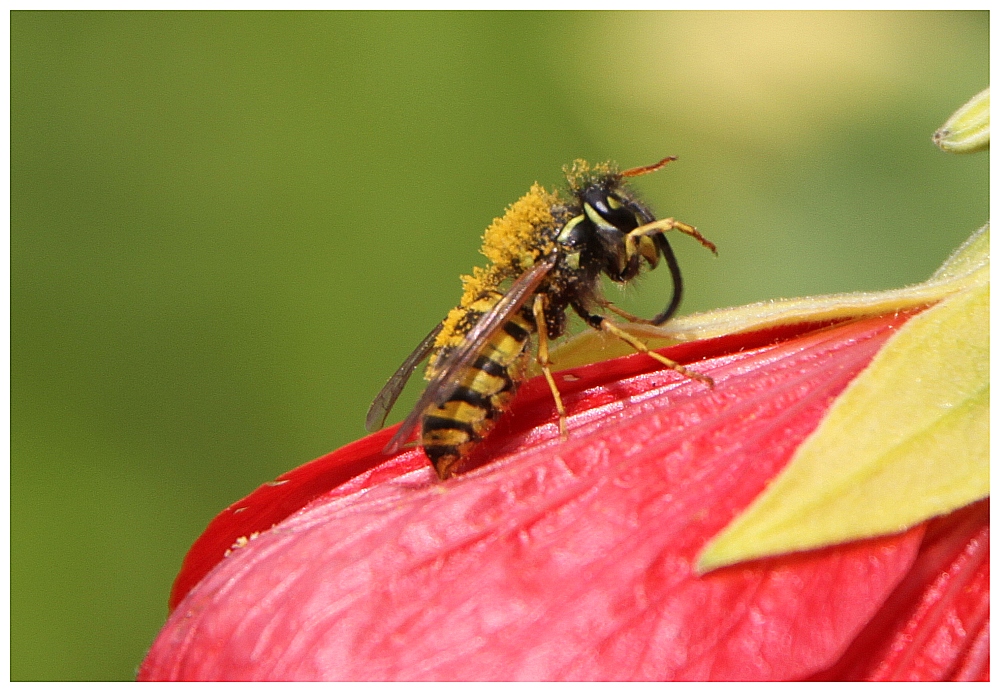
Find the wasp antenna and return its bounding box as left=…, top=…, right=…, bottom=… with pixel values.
left=621, top=156, right=678, bottom=178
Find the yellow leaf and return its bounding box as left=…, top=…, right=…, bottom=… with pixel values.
left=698, top=280, right=989, bottom=572
left=547, top=225, right=988, bottom=372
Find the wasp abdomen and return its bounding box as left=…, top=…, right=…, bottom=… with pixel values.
left=422, top=303, right=536, bottom=478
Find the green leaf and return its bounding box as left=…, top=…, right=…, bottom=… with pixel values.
left=698, top=273, right=988, bottom=572
left=933, top=87, right=990, bottom=154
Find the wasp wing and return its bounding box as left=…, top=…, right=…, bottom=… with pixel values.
left=365, top=322, right=445, bottom=432
left=384, top=252, right=560, bottom=455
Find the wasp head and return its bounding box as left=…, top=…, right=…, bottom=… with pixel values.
left=557, top=162, right=662, bottom=283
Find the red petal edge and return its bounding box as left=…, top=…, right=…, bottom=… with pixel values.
left=168, top=317, right=859, bottom=610
left=142, top=310, right=985, bottom=681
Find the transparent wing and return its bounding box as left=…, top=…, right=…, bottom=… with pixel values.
left=384, top=253, right=559, bottom=454
left=365, top=322, right=445, bottom=432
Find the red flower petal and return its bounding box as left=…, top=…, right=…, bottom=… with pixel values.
left=143, top=312, right=947, bottom=681
left=167, top=318, right=867, bottom=611
left=811, top=498, right=989, bottom=681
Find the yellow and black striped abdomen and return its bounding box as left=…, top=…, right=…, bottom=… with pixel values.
left=422, top=303, right=536, bottom=478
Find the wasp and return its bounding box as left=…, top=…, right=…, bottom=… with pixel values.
left=366, top=157, right=717, bottom=479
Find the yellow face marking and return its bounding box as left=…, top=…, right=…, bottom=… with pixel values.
left=557, top=214, right=585, bottom=242
left=584, top=202, right=615, bottom=231
left=606, top=196, right=623, bottom=210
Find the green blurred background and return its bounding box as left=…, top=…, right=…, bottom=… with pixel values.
left=11, top=11, right=988, bottom=680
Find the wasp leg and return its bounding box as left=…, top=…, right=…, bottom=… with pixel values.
left=533, top=294, right=568, bottom=438
left=572, top=304, right=714, bottom=387
left=596, top=298, right=647, bottom=324
left=627, top=218, right=718, bottom=255
left=602, top=319, right=714, bottom=387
